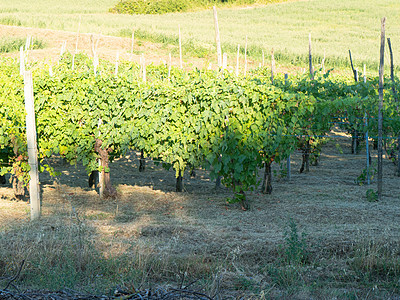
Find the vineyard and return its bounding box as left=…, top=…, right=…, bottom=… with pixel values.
left=1, top=52, right=400, bottom=207
left=1, top=48, right=400, bottom=298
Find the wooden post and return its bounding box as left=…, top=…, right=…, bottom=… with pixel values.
left=131, top=29, right=135, bottom=54
left=72, top=16, right=81, bottom=71
left=168, top=52, right=172, bottom=79
left=213, top=6, right=222, bottom=68
left=93, top=51, right=99, bottom=75
left=236, top=44, right=240, bottom=77
left=285, top=73, right=291, bottom=180
left=222, top=53, right=227, bottom=71
left=363, top=64, right=370, bottom=185
left=321, top=49, right=326, bottom=73
left=349, top=50, right=358, bottom=82
left=19, top=46, right=25, bottom=76
left=25, top=35, right=31, bottom=51
left=24, top=71, right=41, bottom=220
left=142, top=54, right=146, bottom=83
left=309, top=33, right=314, bottom=80
left=244, top=36, right=248, bottom=76
left=59, top=41, right=67, bottom=59
left=363, top=64, right=366, bottom=82
left=387, top=38, right=398, bottom=101
left=178, top=25, right=183, bottom=69
left=115, top=51, right=119, bottom=77
left=377, top=17, right=386, bottom=200
left=388, top=37, right=400, bottom=176
left=271, top=49, right=275, bottom=84
left=97, top=118, right=104, bottom=197
left=262, top=50, right=265, bottom=67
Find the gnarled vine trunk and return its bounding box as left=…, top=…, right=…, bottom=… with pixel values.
left=139, top=150, right=146, bottom=172
left=94, top=139, right=117, bottom=198
left=262, top=160, right=273, bottom=194
left=176, top=170, right=184, bottom=192
left=300, top=140, right=310, bottom=173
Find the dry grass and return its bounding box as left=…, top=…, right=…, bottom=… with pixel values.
left=1, top=135, right=400, bottom=298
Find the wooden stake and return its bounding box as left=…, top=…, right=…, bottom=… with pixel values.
left=213, top=6, right=222, bottom=68
left=271, top=49, right=275, bottom=84
left=142, top=54, right=146, bottom=83
left=115, top=51, right=119, bottom=77
left=25, top=35, right=31, bottom=51
left=93, top=51, right=99, bottom=75
left=363, top=64, right=366, bottom=83
left=244, top=36, right=248, bottom=76
left=131, top=29, right=135, bottom=54
left=262, top=50, right=265, bottom=67
left=222, top=53, right=227, bottom=71
left=178, top=25, right=183, bottom=69
left=387, top=38, right=400, bottom=176
left=75, top=15, right=81, bottom=54
left=377, top=17, right=386, bottom=201
left=97, top=118, right=104, bottom=197
left=236, top=44, right=240, bottom=76
left=285, top=73, right=291, bottom=180
left=19, top=46, right=25, bottom=76
left=59, top=41, right=67, bottom=59
left=349, top=49, right=358, bottom=82
left=321, top=49, right=326, bottom=73
left=24, top=71, right=41, bottom=220
left=309, top=33, right=314, bottom=80
left=168, top=52, right=172, bottom=79
left=387, top=38, right=398, bottom=101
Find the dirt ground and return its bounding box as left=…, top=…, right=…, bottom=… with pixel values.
left=1, top=133, right=400, bottom=298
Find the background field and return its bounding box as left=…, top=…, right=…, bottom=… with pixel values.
left=0, top=0, right=399, bottom=72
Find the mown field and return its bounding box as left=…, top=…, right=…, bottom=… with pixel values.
left=0, top=0, right=399, bottom=71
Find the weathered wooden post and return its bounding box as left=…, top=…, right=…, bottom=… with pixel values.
left=309, top=33, right=314, bottom=80
left=24, top=71, right=41, bottom=220
left=377, top=17, right=386, bottom=200
left=213, top=6, right=222, bottom=68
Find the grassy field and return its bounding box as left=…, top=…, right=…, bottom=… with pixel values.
left=0, top=0, right=399, bottom=72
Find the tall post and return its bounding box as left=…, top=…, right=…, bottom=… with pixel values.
left=309, top=33, right=314, bottom=80
left=142, top=54, right=146, bottom=83
left=236, top=44, right=240, bottom=77
left=178, top=25, right=183, bottom=69
left=131, top=29, right=135, bottom=54
left=222, top=53, right=227, bottom=71
left=262, top=50, right=265, bottom=67
left=72, top=16, right=81, bottom=71
left=349, top=50, right=358, bottom=82
left=168, top=52, right=172, bottom=79
left=364, top=64, right=370, bottom=185
left=24, top=71, right=41, bottom=220
left=244, top=36, right=248, bottom=76
left=19, top=46, right=25, bottom=76
left=387, top=38, right=400, bottom=176
left=271, top=49, right=275, bottom=84
left=213, top=6, right=222, bottom=68
left=115, top=51, right=119, bottom=77
left=377, top=17, right=386, bottom=200
left=285, top=73, right=291, bottom=180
